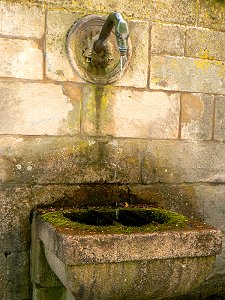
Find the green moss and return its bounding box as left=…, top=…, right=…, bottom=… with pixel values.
left=40, top=207, right=189, bottom=234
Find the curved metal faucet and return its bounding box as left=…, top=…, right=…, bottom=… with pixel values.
left=94, top=12, right=129, bottom=56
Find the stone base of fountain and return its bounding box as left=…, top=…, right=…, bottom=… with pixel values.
left=31, top=207, right=222, bottom=300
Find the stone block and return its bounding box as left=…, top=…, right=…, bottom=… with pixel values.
left=0, top=38, right=43, bottom=80
left=0, top=81, right=81, bottom=135
left=186, top=28, right=225, bottom=60
left=151, top=23, right=186, bottom=56
left=0, top=1, right=45, bottom=38
left=142, top=140, right=225, bottom=184
left=0, top=185, right=32, bottom=252
left=106, top=139, right=146, bottom=183
left=150, top=55, right=225, bottom=94
left=46, top=10, right=84, bottom=82
left=6, top=251, right=30, bottom=300
left=214, top=95, right=225, bottom=141
left=82, top=86, right=180, bottom=139
left=0, top=136, right=113, bottom=184
left=0, top=253, right=6, bottom=300
left=198, top=0, right=225, bottom=31
left=180, top=93, right=214, bottom=140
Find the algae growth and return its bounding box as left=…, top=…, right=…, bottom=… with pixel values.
left=40, top=207, right=188, bottom=234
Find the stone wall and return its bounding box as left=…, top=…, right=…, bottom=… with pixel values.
left=0, top=0, right=225, bottom=299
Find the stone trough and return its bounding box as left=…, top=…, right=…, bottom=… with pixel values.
left=31, top=207, right=222, bottom=300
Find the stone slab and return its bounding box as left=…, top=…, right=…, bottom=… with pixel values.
left=0, top=38, right=43, bottom=79
left=0, top=185, right=32, bottom=252
left=150, top=55, right=225, bottom=94
left=82, top=86, right=180, bottom=139
left=0, top=81, right=80, bottom=135
left=0, top=1, right=45, bottom=38
left=142, top=140, right=225, bottom=184
left=151, top=23, right=186, bottom=56
left=186, top=28, right=225, bottom=61
left=6, top=251, right=30, bottom=300
left=180, top=93, right=214, bottom=140
left=0, top=136, right=114, bottom=184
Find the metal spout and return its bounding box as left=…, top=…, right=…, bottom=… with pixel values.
left=94, top=12, right=129, bottom=56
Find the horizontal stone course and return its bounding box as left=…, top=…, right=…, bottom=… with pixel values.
left=142, top=140, right=225, bottom=184
left=150, top=55, right=225, bottom=94
left=0, top=1, right=45, bottom=38
left=0, top=81, right=80, bottom=135
left=0, top=38, right=43, bottom=79
left=0, top=137, right=143, bottom=184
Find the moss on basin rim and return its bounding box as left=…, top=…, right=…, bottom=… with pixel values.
left=40, top=207, right=189, bottom=234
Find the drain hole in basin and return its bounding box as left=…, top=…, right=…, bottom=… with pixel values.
left=64, top=210, right=114, bottom=226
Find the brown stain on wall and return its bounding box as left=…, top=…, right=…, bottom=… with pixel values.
left=181, top=93, right=203, bottom=123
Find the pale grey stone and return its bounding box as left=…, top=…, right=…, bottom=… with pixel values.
left=142, top=140, right=225, bottom=184
left=151, top=23, right=186, bottom=56
left=82, top=86, right=180, bottom=139
left=150, top=55, right=225, bottom=94
left=0, top=38, right=43, bottom=79
left=0, top=81, right=80, bottom=135
left=46, top=10, right=84, bottom=82
left=0, top=1, right=45, bottom=38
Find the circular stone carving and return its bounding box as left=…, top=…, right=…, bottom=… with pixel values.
left=66, top=15, right=132, bottom=85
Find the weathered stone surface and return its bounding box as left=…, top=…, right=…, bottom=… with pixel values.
left=198, top=0, right=225, bottom=31
left=129, top=183, right=225, bottom=231
left=107, top=139, right=145, bottom=183
left=151, top=23, right=186, bottom=56
left=0, top=185, right=32, bottom=252
left=6, top=251, right=30, bottom=299
left=0, top=81, right=80, bottom=135
left=82, top=86, right=180, bottom=139
left=186, top=28, right=225, bottom=60
left=0, top=38, right=43, bottom=79
left=180, top=93, right=214, bottom=140
left=13, top=0, right=197, bottom=24
left=31, top=184, right=129, bottom=208
left=0, top=253, right=6, bottom=300
left=46, top=10, right=84, bottom=82
left=214, top=95, right=225, bottom=141
left=114, top=20, right=149, bottom=88
left=0, top=136, right=113, bottom=184
left=0, top=1, right=45, bottom=38
left=150, top=55, right=225, bottom=94
left=142, top=140, right=225, bottom=184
